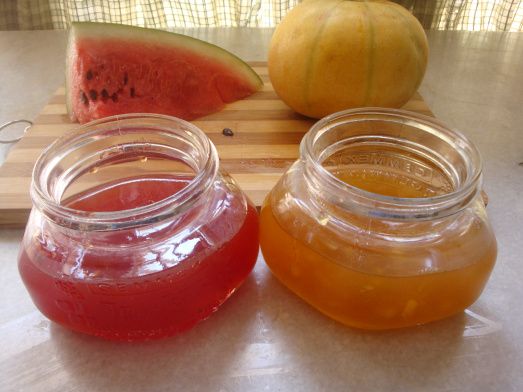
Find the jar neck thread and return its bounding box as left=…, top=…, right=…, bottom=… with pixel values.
left=31, top=114, right=218, bottom=231
left=301, top=108, right=483, bottom=221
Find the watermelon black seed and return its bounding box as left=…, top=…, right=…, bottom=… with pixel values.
left=111, top=93, right=118, bottom=102
left=86, top=70, right=93, bottom=80
left=89, top=90, right=98, bottom=101
left=222, top=128, right=234, bottom=137
left=101, top=89, right=109, bottom=100
left=124, top=73, right=128, bottom=85
left=81, top=91, right=88, bottom=105
left=130, top=87, right=135, bottom=98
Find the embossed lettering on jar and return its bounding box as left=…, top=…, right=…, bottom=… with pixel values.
left=18, top=114, right=259, bottom=341
left=260, top=108, right=497, bottom=330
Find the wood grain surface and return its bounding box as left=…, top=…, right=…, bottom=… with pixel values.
left=0, top=62, right=433, bottom=226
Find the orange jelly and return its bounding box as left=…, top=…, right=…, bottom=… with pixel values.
left=261, top=173, right=496, bottom=330
left=260, top=109, right=497, bottom=330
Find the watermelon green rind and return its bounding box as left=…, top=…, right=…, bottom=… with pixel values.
left=66, top=22, right=263, bottom=121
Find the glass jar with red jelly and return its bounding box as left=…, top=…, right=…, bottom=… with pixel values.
left=19, top=114, right=259, bottom=341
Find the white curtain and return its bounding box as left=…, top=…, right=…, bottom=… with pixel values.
left=0, top=0, right=521, bottom=31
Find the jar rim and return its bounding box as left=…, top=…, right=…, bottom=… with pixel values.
left=301, top=108, right=483, bottom=220
left=31, top=113, right=218, bottom=230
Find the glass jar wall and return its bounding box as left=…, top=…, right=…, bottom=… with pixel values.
left=260, top=108, right=497, bottom=330
left=19, top=114, right=259, bottom=341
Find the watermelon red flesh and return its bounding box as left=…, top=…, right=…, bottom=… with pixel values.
left=67, top=23, right=263, bottom=123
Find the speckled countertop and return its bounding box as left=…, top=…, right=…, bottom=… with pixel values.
left=0, top=29, right=522, bottom=392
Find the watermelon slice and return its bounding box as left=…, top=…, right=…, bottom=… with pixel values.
left=66, top=22, right=263, bottom=123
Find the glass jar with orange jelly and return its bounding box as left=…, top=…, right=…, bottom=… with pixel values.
left=19, top=114, right=259, bottom=341
left=260, top=108, right=497, bottom=330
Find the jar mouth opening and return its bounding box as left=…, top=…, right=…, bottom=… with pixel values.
left=301, top=108, right=483, bottom=219
left=31, top=114, right=218, bottom=230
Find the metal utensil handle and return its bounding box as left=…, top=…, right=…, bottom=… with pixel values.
left=0, top=119, right=32, bottom=144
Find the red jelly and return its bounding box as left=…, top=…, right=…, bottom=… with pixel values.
left=18, top=115, right=259, bottom=341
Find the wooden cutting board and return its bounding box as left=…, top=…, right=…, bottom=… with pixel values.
left=0, top=62, right=433, bottom=227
